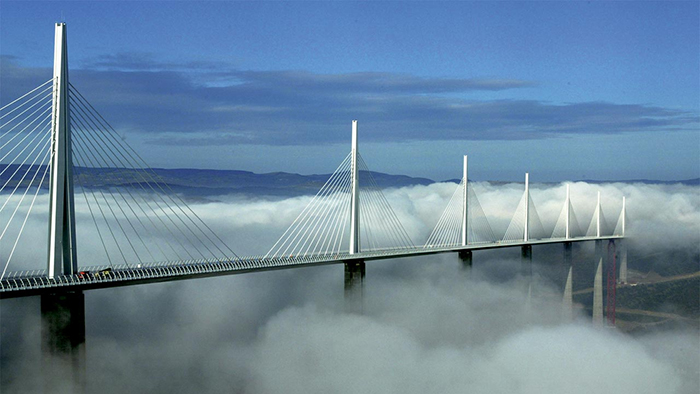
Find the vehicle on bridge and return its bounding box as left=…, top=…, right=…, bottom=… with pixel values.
left=78, top=268, right=112, bottom=279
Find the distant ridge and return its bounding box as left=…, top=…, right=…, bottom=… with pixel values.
left=440, top=177, right=700, bottom=186
left=575, top=178, right=699, bottom=186
left=0, top=165, right=433, bottom=198
left=138, top=168, right=434, bottom=197
left=0, top=165, right=696, bottom=198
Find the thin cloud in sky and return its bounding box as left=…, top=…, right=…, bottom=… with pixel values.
left=2, top=56, right=696, bottom=147
left=1, top=1, right=697, bottom=180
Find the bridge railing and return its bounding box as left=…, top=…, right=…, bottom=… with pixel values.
left=0, top=234, right=625, bottom=295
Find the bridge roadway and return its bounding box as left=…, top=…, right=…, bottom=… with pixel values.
left=0, top=235, right=621, bottom=299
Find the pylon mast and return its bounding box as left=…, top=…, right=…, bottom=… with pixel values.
left=524, top=173, right=529, bottom=242
left=596, top=191, right=601, bottom=238
left=48, top=23, right=77, bottom=278
left=621, top=196, right=626, bottom=237
left=349, top=120, right=360, bottom=254
left=565, top=184, right=571, bottom=240
left=461, top=155, right=468, bottom=247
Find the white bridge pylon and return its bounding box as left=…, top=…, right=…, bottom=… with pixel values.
left=425, top=166, right=627, bottom=248
left=265, top=121, right=416, bottom=260
left=0, top=23, right=240, bottom=280
left=48, top=23, right=78, bottom=278
left=425, top=156, right=496, bottom=248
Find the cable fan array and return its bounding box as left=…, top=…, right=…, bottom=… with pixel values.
left=552, top=196, right=583, bottom=239
left=265, top=152, right=414, bottom=260
left=424, top=179, right=496, bottom=247
left=67, top=84, right=239, bottom=269
left=502, top=190, right=547, bottom=242
left=585, top=199, right=612, bottom=237
left=426, top=180, right=625, bottom=248
left=0, top=79, right=242, bottom=279
left=0, top=79, right=54, bottom=279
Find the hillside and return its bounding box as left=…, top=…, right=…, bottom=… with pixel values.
left=2, top=165, right=696, bottom=198
left=0, top=165, right=434, bottom=197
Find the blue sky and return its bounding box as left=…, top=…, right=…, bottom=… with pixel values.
left=1, top=1, right=698, bottom=181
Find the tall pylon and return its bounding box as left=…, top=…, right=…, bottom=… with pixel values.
left=524, top=173, right=529, bottom=242
left=565, top=184, right=571, bottom=240
left=345, top=120, right=364, bottom=314
left=48, top=23, right=78, bottom=278
left=459, top=155, right=473, bottom=269
left=521, top=173, right=532, bottom=266
left=621, top=196, right=626, bottom=237
left=461, top=155, right=468, bottom=247
left=349, top=120, right=360, bottom=255
left=596, top=191, right=601, bottom=238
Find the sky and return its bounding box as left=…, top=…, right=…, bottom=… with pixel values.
left=1, top=1, right=698, bottom=181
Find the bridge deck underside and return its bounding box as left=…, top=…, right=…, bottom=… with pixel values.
left=0, top=236, right=621, bottom=298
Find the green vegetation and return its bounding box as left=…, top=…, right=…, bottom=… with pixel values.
left=616, top=277, right=700, bottom=318
left=573, top=276, right=700, bottom=320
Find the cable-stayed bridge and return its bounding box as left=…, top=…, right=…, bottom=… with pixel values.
left=0, top=24, right=625, bottom=300
left=2, top=24, right=631, bottom=391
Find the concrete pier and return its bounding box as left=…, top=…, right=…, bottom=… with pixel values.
left=344, top=260, right=365, bottom=314
left=41, top=291, right=86, bottom=393
left=594, top=239, right=603, bottom=265
left=592, top=258, right=603, bottom=325
left=521, top=244, right=532, bottom=262
left=521, top=244, right=532, bottom=279
left=562, top=266, right=573, bottom=321
left=563, top=242, right=572, bottom=266
left=458, top=250, right=472, bottom=271
left=619, top=241, right=628, bottom=283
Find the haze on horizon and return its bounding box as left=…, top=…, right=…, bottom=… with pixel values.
left=1, top=1, right=698, bottom=182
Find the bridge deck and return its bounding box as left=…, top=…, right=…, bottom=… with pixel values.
left=0, top=236, right=622, bottom=298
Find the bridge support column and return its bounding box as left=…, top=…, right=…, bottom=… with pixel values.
left=563, top=241, right=572, bottom=266
left=41, top=291, right=85, bottom=393
left=521, top=245, right=533, bottom=303
left=458, top=250, right=472, bottom=271
left=520, top=245, right=532, bottom=276
left=606, top=240, right=617, bottom=326
left=562, top=241, right=573, bottom=320
left=344, top=260, right=365, bottom=314
left=594, top=239, right=603, bottom=265
left=562, top=266, right=573, bottom=321
left=592, top=258, right=603, bottom=325
left=619, top=240, right=627, bottom=284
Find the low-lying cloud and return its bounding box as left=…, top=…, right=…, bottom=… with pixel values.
left=1, top=180, right=697, bottom=271
left=251, top=306, right=683, bottom=394
left=1, top=180, right=698, bottom=393
left=191, top=180, right=698, bottom=257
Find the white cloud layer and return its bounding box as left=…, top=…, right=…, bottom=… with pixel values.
left=191, top=180, right=698, bottom=257
left=251, top=307, right=682, bottom=394
left=1, top=180, right=698, bottom=271
left=1, top=181, right=698, bottom=393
